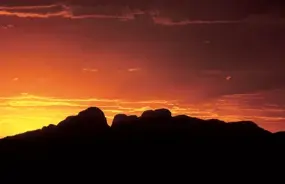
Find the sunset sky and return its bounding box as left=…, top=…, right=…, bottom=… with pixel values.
left=0, top=0, right=285, bottom=137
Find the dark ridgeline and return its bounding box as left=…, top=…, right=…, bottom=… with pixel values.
left=0, top=106, right=284, bottom=178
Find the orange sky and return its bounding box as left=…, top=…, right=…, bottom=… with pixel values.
left=0, top=1, right=285, bottom=137
left=1, top=92, right=285, bottom=137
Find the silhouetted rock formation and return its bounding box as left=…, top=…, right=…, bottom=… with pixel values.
left=3, top=107, right=109, bottom=142
left=141, top=108, right=172, bottom=119
left=112, top=114, right=138, bottom=127
left=0, top=106, right=284, bottom=167
left=154, top=108, right=172, bottom=118
left=113, top=114, right=129, bottom=125
left=128, top=115, right=139, bottom=121
left=141, top=110, right=155, bottom=118
left=56, top=107, right=108, bottom=137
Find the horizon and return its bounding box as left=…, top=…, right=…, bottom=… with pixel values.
left=0, top=0, right=285, bottom=137
left=0, top=92, right=283, bottom=137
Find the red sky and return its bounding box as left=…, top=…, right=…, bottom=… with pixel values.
left=0, top=0, right=285, bottom=137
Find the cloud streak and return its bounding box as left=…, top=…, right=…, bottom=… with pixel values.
left=82, top=68, right=99, bottom=73
left=0, top=4, right=69, bottom=18
left=128, top=68, right=141, bottom=72
left=152, top=17, right=240, bottom=26
left=0, top=4, right=60, bottom=10
left=1, top=1, right=281, bottom=26
left=0, top=93, right=176, bottom=107
left=1, top=92, right=284, bottom=124
left=0, top=3, right=141, bottom=20
left=1, top=90, right=285, bottom=137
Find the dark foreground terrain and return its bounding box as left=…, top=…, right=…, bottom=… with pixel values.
left=0, top=107, right=284, bottom=180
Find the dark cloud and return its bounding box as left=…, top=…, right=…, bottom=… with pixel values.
left=0, top=0, right=284, bottom=25
left=222, top=72, right=285, bottom=95
left=0, top=0, right=57, bottom=7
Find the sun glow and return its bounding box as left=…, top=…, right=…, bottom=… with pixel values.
left=0, top=93, right=197, bottom=137
left=0, top=92, right=283, bottom=137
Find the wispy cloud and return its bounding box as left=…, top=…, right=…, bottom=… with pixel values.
left=1, top=92, right=284, bottom=124
left=1, top=90, right=285, bottom=137
left=152, top=17, right=240, bottom=26
left=226, top=76, right=232, bottom=81
left=0, top=94, right=121, bottom=104
left=1, top=24, right=14, bottom=29
left=0, top=1, right=284, bottom=27
left=0, top=3, right=142, bottom=20
left=0, top=4, right=61, bottom=10
left=8, top=100, right=83, bottom=107
left=128, top=68, right=141, bottom=72
left=82, top=68, right=99, bottom=73
left=0, top=5, right=241, bottom=25
left=0, top=4, right=69, bottom=18
left=0, top=94, right=177, bottom=109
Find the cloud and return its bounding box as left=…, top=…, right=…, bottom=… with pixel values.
left=0, top=93, right=177, bottom=107
left=1, top=24, right=14, bottom=29
left=152, top=17, right=240, bottom=26
left=0, top=0, right=283, bottom=26
left=192, top=69, right=285, bottom=101
left=226, top=76, right=232, bottom=81
left=0, top=4, right=60, bottom=10
left=128, top=68, right=141, bottom=72
left=69, top=4, right=144, bottom=20
left=0, top=94, right=120, bottom=104
left=0, top=3, right=143, bottom=20
left=0, top=92, right=285, bottom=133
left=0, top=4, right=69, bottom=18
left=82, top=68, right=99, bottom=72
left=7, top=100, right=84, bottom=107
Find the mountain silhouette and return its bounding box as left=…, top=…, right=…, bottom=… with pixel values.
left=0, top=106, right=284, bottom=180
left=1, top=106, right=283, bottom=145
